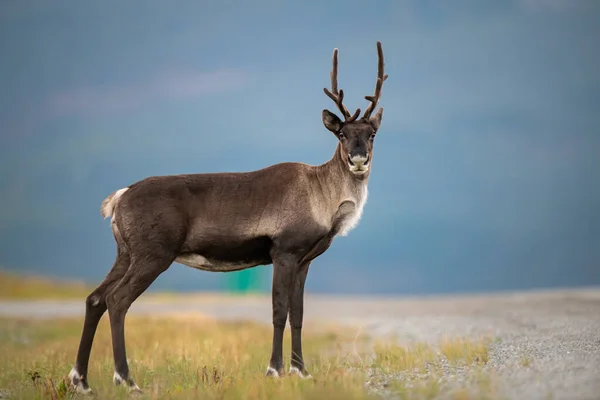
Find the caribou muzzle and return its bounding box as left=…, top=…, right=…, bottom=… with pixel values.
left=348, top=154, right=370, bottom=174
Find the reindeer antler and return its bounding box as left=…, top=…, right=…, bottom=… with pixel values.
left=362, top=41, right=388, bottom=120
left=323, top=48, right=361, bottom=122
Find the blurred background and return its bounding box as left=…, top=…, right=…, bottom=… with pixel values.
left=0, top=0, right=598, bottom=296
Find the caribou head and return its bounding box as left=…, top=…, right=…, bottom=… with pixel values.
left=322, top=41, right=388, bottom=176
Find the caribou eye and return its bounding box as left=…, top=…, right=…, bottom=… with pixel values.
left=369, top=132, right=376, bottom=140
left=338, top=132, right=345, bottom=139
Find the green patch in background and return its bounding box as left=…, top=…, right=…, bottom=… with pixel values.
left=225, top=267, right=269, bottom=294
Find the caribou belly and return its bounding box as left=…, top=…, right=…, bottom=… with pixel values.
left=174, top=254, right=259, bottom=272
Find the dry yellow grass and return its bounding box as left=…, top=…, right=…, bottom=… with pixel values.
left=0, top=270, right=92, bottom=300
left=369, top=335, right=497, bottom=400
left=0, top=270, right=263, bottom=303
left=0, top=315, right=373, bottom=400
left=372, top=335, right=491, bottom=373
left=440, top=336, right=490, bottom=365
left=0, top=315, right=501, bottom=400
left=372, top=341, right=437, bottom=373
left=0, top=268, right=501, bottom=400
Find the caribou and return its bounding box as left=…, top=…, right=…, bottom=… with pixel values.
left=68, top=41, right=388, bottom=394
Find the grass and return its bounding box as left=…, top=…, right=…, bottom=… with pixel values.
left=372, top=341, right=437, bottom=373
left=0, top=314, right=502, bottom=400
left=439, top=336, right=490, bottom=366
left=369, top=335, right=497, bottom=400
left=0, top=270, right=93, bottom=300
left=0, top=315, right=373, bottom=400
left=0, top=272, right=503, bottom=398
left=0, top=270, right=264, bottom=302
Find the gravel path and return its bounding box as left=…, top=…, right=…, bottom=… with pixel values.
left=1, top=287, right=599, bottom=400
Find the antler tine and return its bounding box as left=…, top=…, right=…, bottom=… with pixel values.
left=363, top=41, right=387, bottom=119
left=323, top=47, right=360, bottom=121
left=331, top=48, right=339, bottom=94
left=347, top=108, right=361, bottom=122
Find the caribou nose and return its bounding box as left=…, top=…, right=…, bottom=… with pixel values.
left=349, top=154, right=369, bottom=167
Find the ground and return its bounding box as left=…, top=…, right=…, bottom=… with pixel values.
left=0, top=273, right=598, bottom=399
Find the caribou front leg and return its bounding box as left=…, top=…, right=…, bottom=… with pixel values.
left=289, top=261, right=312, bottom=378
left=266, top=257, right=296, bottom=377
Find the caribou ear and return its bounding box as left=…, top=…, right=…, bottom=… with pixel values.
left=370, top=108, right=384, bottom=131
left=322, top=109, right=343, bottom=134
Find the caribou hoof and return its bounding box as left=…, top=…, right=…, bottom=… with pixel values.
left=113, top=372, right=142, bottom=394
left=68, top=368, right=94, bottom=395
left=265, top=366, right=282, bottom=378
left=289, top=366, right=313, bottom=379
left=128, top=386, right=144, bottom=396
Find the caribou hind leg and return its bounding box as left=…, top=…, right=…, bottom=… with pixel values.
left=69, top=224, right=131, bottom=394
left=105, top=252, right=175, bottom=393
